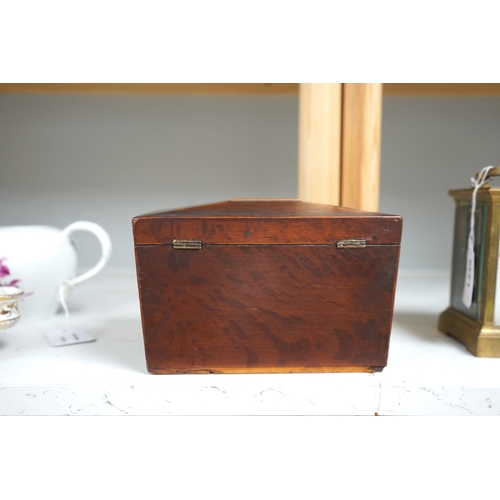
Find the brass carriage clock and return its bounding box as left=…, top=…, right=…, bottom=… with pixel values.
left=439, top=166, right=500, bottom=357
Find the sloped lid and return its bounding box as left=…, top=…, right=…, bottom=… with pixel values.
left=133, top=199, right=402, bottom=245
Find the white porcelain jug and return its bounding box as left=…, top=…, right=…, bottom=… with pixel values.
left=0, top=221, right=112, bottom=321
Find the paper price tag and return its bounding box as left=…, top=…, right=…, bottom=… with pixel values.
left=462, top=166, right=493, bottom=308
left=462, top=238, right=475, bottom=308
left=46, top=329, right=96, bottom=347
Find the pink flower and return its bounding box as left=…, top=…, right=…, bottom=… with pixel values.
left=0, top=257, right=10, bottom=279
left=0, top=256, right=29, bottom=295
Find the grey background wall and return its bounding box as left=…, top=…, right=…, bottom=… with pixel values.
left=381, top=97, right=500, bottom=270
left=1, top=92, right=500, bottom=271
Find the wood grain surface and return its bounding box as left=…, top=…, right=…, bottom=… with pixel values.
left=298, top=83, right=342, bottom=205
left=134, top=200, right=402, bottom=374
left=341, top=83, right=383, bottom=212
left=135, top=243, right=400, bottom=373
left=133, top=200, right=402, bottom=246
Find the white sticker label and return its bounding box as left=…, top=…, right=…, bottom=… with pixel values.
left=46, top=329, right=95, bottom=347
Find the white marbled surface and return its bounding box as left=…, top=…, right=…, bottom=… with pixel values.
left=1, top=268, right=499, bottom=415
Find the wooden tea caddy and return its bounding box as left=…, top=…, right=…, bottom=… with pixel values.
left=132, top=199, right=402, bottom=374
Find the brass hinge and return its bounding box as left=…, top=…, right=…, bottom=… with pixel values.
left=336, top=238, right=367, bottom=249
left=172, top=240, right=202, bottom=250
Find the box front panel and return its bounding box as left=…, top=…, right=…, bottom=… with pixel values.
left=136, top=245, right=399, bottom=373
left=135, top=244, right=399, bottom=373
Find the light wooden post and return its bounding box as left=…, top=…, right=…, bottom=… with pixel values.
left=298, top=83, right=342, bottom=205
left=340, top=83, right=383, bottom=211
left=298, top=83, right=383, bottom=212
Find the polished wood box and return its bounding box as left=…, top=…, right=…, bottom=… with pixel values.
left=132, top=200, right=402, bottom=374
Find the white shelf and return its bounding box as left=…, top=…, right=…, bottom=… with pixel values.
left=1, top=268, right=499, bottom=415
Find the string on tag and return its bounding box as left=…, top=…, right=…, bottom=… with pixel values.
left=58, top=281, right=72, bottom=331
left=462, top=165, right=494, bottom=308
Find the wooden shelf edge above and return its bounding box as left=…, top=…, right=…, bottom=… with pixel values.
left=384, top=83, right=500, bottom=97
left=0, top=83, right=300, bottom=95
left=2, top=83, right=500, bottom=97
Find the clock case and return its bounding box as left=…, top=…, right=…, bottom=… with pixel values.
left=439, top=176, right=500, bottom=357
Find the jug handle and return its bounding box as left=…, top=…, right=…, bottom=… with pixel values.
left=59, top=221, right=112, bottom=296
